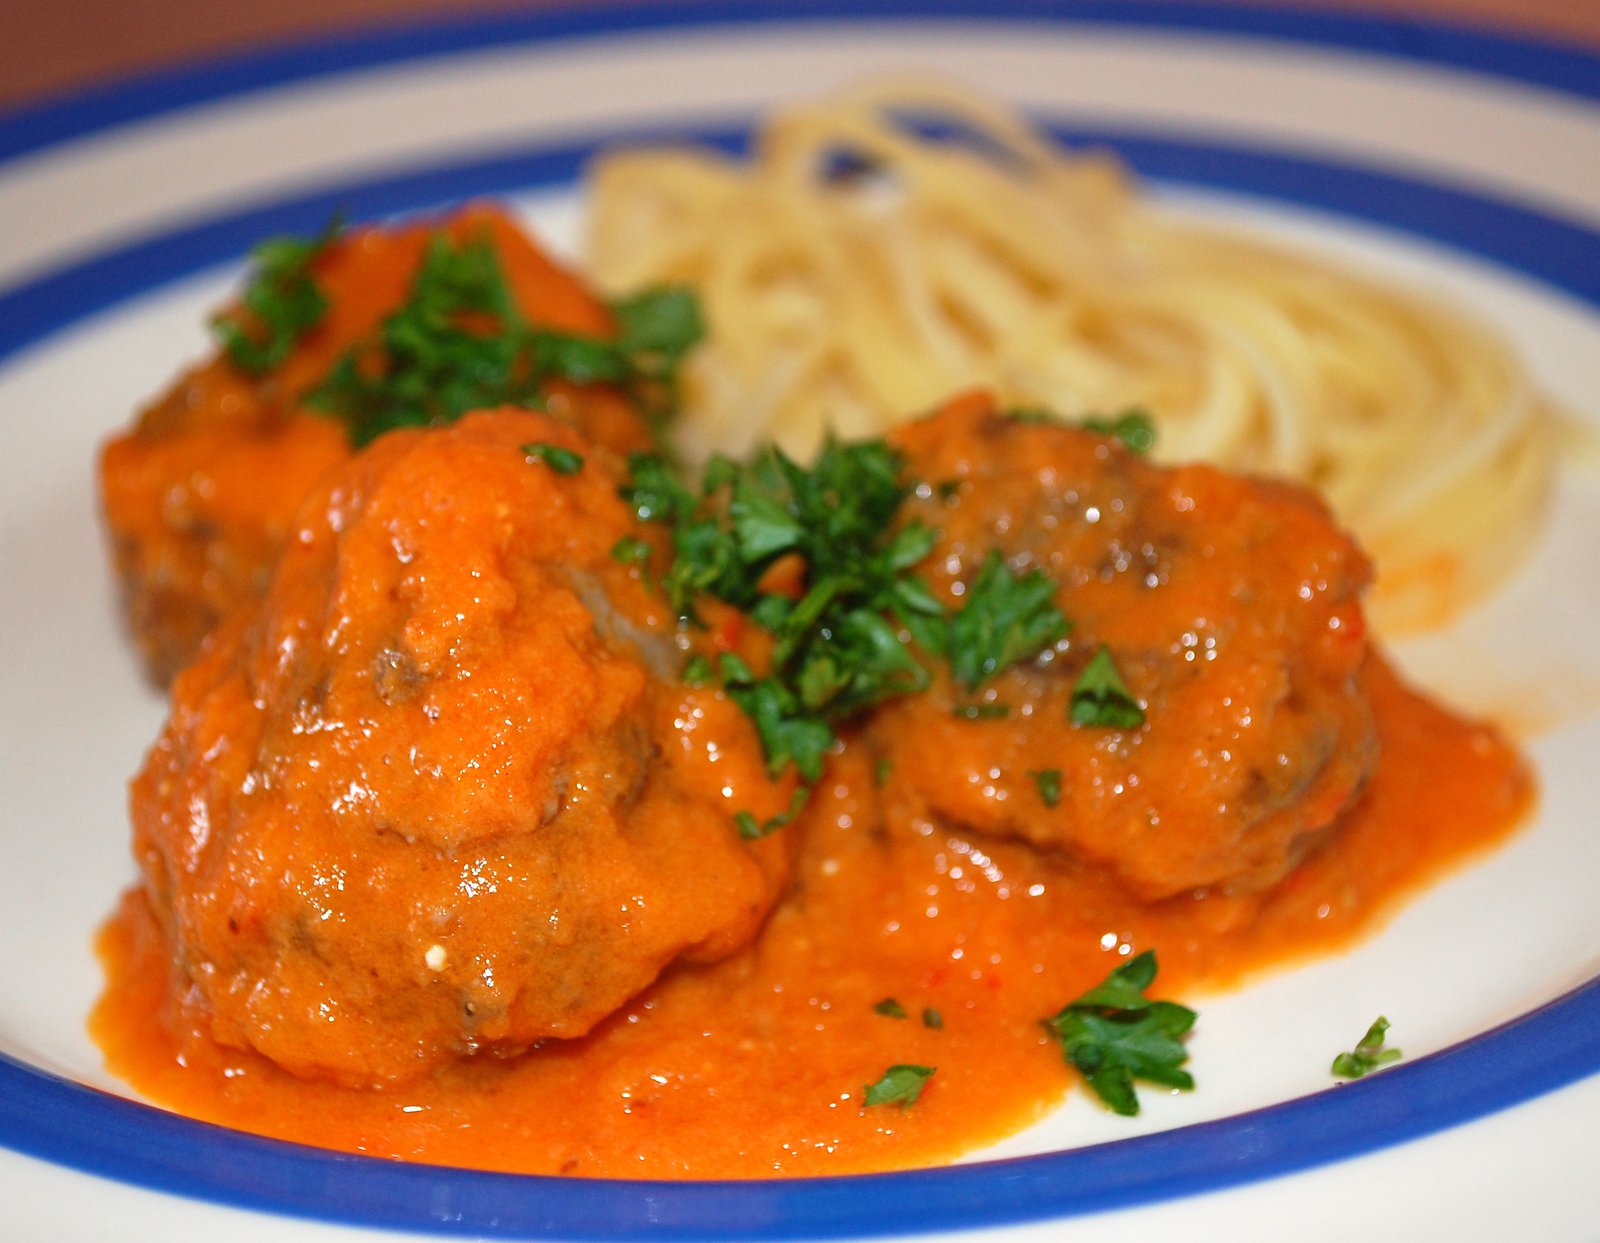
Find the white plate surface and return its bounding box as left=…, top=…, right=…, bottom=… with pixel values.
left=2, top=5, right=1599, bottom=1240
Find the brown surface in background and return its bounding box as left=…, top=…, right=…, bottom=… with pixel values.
left=0, top=0, right=1596, bottom=114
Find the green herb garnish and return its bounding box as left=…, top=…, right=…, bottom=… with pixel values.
left=1070, top=645, right=1145, bottom=730
left=1079, top=409, right=1157, bottom=454
left=945, top=550, right=1068, bottom=691
left=873, top=998, right=908, bottom=1020
left=307, top=233, right=535, bottom=445
left=862, top=1064, right=936, bottom=1108
left=522, top=442, right=584, bottom=475
left=611, top=535, right=652, bottom=567
left=1331, top=1017, right=1402, bottom=1080
left=953, top=703, right=1011, bottom=721
left=1008, top=406, right=1157, bottom=455
left=681, top=653, right=713, bottom=687
left=306, top=232, right=702, bottom=446
left=624, top=437, right=945, bottom=784
left=212, top=219, right=340, bottom=373
left=611, top=285, right=704, bottom=391
left=733, top=784, right=811, bottom=841
left=1031, top=768, right=1063, bottom=808
left=725, top=677, right=837, bottom=783
left=922, top=1008, right=943, bottom=1030
left=1043, top=950, right=1196, bottom=1117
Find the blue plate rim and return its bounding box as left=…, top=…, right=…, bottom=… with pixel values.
left=2, top=0, right=1599, bottom=168
left=3, top=4, right=1599, bottom=1238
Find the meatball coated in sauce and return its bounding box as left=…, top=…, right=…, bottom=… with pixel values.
left=872, top=393, right=1377, bottom=900
left=100, top=205, right=650, bottom=684
left=131, top=411, right=794, bottom=1086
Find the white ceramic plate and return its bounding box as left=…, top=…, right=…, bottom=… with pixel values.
left=3, top=4, right=1599, bottom=1240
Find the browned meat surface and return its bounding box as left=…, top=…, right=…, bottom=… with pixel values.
left=869, top=393, right=1376, bottom=899
left=100, top=205, right=652, bottom=683
left=130, top=410, right=794, bottom=1086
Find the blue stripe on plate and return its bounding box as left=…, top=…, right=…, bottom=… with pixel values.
left=4, top=4, right=1599, bottom=1229
left=3, top=977, right=1598, bottom=1237
left=3, top=122, right=1598, bottom=368
left=0, top=111, right=1598, bottom=1235
left=0, top=0, right=1597, bottom=167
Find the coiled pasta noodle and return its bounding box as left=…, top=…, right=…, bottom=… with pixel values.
left=586, top=76, right=1560, bottom=631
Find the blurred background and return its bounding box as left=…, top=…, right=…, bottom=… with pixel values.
left=1, top=0, right=1595, bottom=112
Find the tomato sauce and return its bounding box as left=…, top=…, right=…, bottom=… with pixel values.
left=99, top=205, right=647, bottom=684
left=91, top=213, right=1533, bottom=1181
left=93, top=655, right=1528, bottom=1178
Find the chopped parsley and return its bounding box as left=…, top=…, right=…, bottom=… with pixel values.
left=1043, top=950, right=1196, bottom=1117
left=522, top=442, right=584, bottom=475
left=681, top=653, right=714, bottom=687
left=1080, top=409, right=1157, bottom=454
left=873, top=998, right=909, bottom=1020
left=945, top=550, right=1068, bottom=691
left=610, top=535, right=652, bottom=567
left=623, top=438, right=946, bottom=783
left=733, top=785, right=811, bottom=841
left=724, top=675, right=837, bottom=784
left=308, top=233, right=529, bottom=445
left=862, top=1064, right=936, bottom=1108
left=1008, top=406, right=1157, bottom=455
left=1331, top=1017, right=1402, bottom=1080
left=732, top=810, right=766, bottom=840
left=212, top=219, right=340, bottom=373
left=610, top=285, right=704, bottom=393
left=305, top=231, right=703, bottom=446
left=922, top=1008, right=944, bottom=1030
left=621, top=435, right=1148, bottom=793
left=1030, top=768, right=1063, bottom=808
left=1070, top=645, right=1145, bottom=730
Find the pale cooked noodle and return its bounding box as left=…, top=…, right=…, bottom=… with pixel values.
left=585, top=77, right=1562, bottom=631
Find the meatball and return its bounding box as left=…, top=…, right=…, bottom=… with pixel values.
left=100, top=204, right=651, bottom=683
left=870, top=393, right=1376, bottom=899
left=130, top=410, right=794, bottom=1086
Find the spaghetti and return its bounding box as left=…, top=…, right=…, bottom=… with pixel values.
left=586, top=77, right=1561, bottom=631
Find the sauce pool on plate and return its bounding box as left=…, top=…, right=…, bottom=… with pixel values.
left=94, top=658, right=1527, bottom=1178
left=89, top=206, right=1533, bottom=1179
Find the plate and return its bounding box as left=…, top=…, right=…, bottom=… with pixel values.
left=3, top=3, right=1600, bottom=1239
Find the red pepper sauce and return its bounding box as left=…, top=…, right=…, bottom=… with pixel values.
left=92, top=655, right=1529, bottom=1178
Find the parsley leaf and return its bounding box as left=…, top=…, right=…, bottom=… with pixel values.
left=611, top=285, right=703, bottom=387
left=1070, top=645, right=1145, bottom=730
left=1331, top=1017, right=1402, bottom=1079
left=1042, top=950, right=1196, bottom=1116
left=874, top=998, right=908, bottom=1020
left=922, top=1008, right=944, bottom=1030
left=1080, top=409, right=1157, bottom=455
left=528, top=330, right=630, bottom=385
left=306, top=233, right=535, bottom=446
left=726, top=678, right=835, bottom=782
left=945, top=550, right=1068, bottom=690
left=621, top=451, right=699, bottom=525
left=611, top=535, right=652, bottom=567
left=624, top=437, right=946, bottom=785
left=1030, top=768, right=1063, bottom=808
left=733, top=784, right=811, bottom=841
left=306, top=231, right=703, bottom=447
left=681, top=653, right=713, bottom=687
left=522, top=442, right=584, bottom=475
left=212, top=219, right=339, bottom=373
left=862, top=1064, right=936, bottom=1108
left=1008, top=406, right=1157, bottom=455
